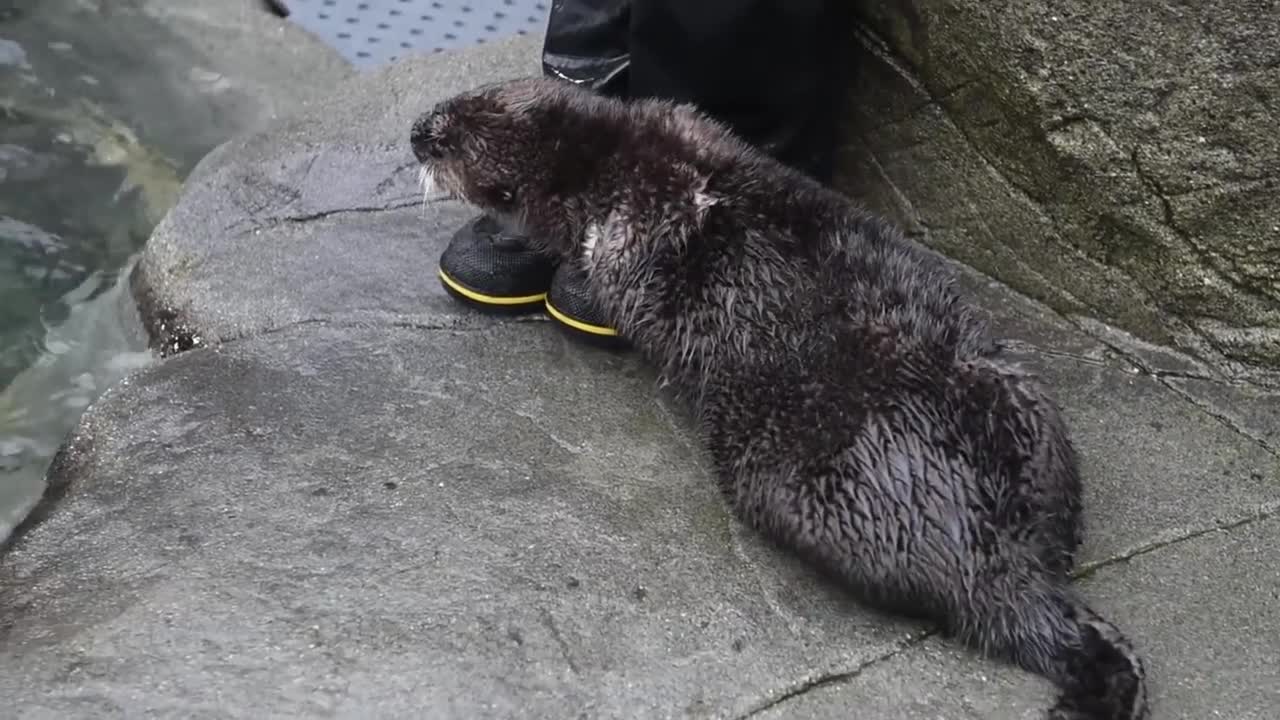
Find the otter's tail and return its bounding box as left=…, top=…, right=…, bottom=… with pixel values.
left=952, top=550, right=1149, bottom=720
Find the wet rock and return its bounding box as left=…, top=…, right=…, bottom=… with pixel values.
left=838, top=0, right=1280, bottom=385
left=0, top=323, right=917, bottom=718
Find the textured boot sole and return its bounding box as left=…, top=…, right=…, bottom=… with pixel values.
left=437, top=267, right=548, bottom=314
left=544, top=297, right=629, bottom=351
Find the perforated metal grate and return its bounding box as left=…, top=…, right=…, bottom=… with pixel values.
left=283, top=0, right=551, bottom=69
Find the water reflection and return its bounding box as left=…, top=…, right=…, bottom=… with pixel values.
left=1, top=264, right=152, bottom=539
left=0, top=0, right=265, bottom=540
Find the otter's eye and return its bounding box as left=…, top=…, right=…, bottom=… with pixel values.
left=481, top=181, right=514, bottom=207
left=487, top=185, right=516, bottom=207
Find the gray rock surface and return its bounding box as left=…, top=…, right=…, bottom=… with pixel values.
left=0, top=323, right=919, bottom=719
left=129, top=32, right=540, bottom=354
left=3, top=33, right=1279, bottom=720
left=837, top=0, right=1280, bottom=386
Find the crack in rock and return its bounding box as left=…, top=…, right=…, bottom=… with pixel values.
left=229, top=197, right=428, bottom=237
left=278, top=198, right=424, bottom=224
left=1156, top=379, right=1280, bottom=458
left=847, top=15, right=1280, bottom=384
left=1073, top=498, right=1280, bottom=579
left=538, top=607, right=580, bottom=676
left=1131, top=148, right=1279, bottom=308
left=1056, top=314, right=1280, bottom=456
left=735, top=630, right=935, bottom=719
left=990, top=339, right=1111, bottom=368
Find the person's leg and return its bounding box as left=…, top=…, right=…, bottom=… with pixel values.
left=436, top=0, right=631, bottom=348
left=628, top=0, right=849, bottom=184
left=540, top=0, right=631, bottom=98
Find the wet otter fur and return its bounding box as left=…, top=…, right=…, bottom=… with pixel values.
left=410, top=76, right=1150, bottom=720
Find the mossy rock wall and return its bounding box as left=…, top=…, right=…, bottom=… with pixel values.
left=835, top=0, right=1279, bottom=384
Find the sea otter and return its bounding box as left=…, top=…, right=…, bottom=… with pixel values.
left=410, top=76, right=1149, bottom=720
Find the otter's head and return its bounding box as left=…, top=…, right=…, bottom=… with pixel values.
left=410, top=77, right=630, bottom=256
left=410, top=77, right=734, bottom=268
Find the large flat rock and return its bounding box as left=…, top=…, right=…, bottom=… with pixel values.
left=3, top=33, right=1279, bottom=720
left=0, top=323, right=917, bottom=719
left=4, top=308, right=1276, bottom=719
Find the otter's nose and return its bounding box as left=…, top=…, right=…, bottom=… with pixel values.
left=409, top=111, right=445, bottom=163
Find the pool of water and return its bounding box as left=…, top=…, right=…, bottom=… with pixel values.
left=0, top=0, right=293, bottom=541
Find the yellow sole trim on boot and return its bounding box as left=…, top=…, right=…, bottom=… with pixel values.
left=544, top=297, right=619, bottom=337
left=437, top=267, right=548, bottom=306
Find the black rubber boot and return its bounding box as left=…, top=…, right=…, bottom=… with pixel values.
left=627, top=0, right=851, bottom=184
left=545, top=262, right=629, bottom=351
left=437, top=214, right=624, bottom=348
left=437, top=214, right=557, bottom=314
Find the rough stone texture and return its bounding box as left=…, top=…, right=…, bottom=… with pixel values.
left=0, top=323, right=920, bottom=719
left=3, top=33, right=1280, bottom=720
left=836, top=0, right=1280, bottom=386
left=129, top=32, right=541, bottom=355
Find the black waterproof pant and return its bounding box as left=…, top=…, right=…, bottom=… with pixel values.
left=541, top=0, right=849, bottom=184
